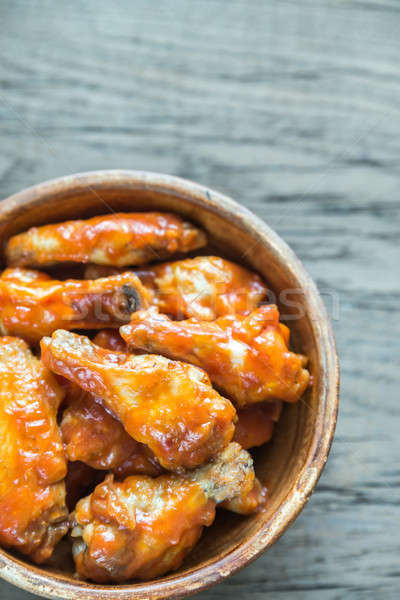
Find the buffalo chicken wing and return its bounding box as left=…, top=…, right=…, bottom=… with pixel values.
left=41, top=330, right=236, bottom=471
left=6, top=213, right=207, bottom=268
left=0, top=269, right=149, bottom=344
left=121, top=306, right=310, bottom=406
left=0, top=337, right=68, bottom=563
left=71, top=443, right=254, bottom=582
left=135, top=256, right=268, bottom=320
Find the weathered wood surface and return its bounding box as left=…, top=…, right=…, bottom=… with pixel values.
left=0, top=0, right=398, bottom=598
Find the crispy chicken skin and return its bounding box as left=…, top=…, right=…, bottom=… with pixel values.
left=233, top=402, right=283, bottom=449
left=0, top=337, right=68, bottom=563
left=5, top=213, right=207, bottom=268
left=135, top=256, right=268, bottom=320
left=41, top=330, right=236, bottom=471
left=121, top=306, right=310, bottom=407
left=71, top=443, right=254, bottom=582
left=61, top=385, right=162, bottom=478
left=0, top=269, right=150, bottom=344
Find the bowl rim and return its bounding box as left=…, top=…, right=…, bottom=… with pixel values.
left=0, top=170, right=339, bottom=600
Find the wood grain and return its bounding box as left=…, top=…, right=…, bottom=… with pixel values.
left=0, top=0, right=398, bottom=598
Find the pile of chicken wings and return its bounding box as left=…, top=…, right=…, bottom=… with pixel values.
left=0, top=212, right=310, bottom=582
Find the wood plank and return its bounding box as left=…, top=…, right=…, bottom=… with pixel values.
left=0, top=0, right=398, bottom=597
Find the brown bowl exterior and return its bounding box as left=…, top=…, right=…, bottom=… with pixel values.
left=0, top=171, right=339, bottom=600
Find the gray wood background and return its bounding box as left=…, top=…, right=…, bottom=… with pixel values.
left=0, top=1, right=398, bottom=598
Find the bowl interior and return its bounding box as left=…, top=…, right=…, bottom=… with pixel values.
left=0, top=172, right=338, bottom=599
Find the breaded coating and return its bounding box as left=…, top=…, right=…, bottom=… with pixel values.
left=6, top=213, right=207, bottom=268
left=0, top=337, right=68, bottom=563
left=41, top=330, right=236, bottom=471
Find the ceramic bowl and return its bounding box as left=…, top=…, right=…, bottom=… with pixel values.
left=0, top=171, right=339, bottom=599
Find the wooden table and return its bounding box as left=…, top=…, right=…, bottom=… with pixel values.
left=0, top=1, right=398, bottom=598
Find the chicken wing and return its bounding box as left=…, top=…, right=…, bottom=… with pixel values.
left=0, top=337, right=68, bottom=563
left=233, top=401, right=283, bottom=449
left=71, top=443, right=254, bottom=582
left=0, top=269, right=150, bottom=344
left=84, top=256, right=268, bottom=320
left=121, top=306, right=310, bottom=406
left=41, top=330, right=236, bottom=471
left=135, top=256, right=268, bottom=320
left=6, top=213, right=207, bottom=268
left=61, top=385, right=162, bottom=478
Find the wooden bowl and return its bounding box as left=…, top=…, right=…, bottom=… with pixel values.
left=0, top=171, right=339, bottom=599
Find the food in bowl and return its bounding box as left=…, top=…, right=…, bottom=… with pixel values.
left=0, top=211, right=311, bottom=583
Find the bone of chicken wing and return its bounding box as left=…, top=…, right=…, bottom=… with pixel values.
left=233, top=402, right=283, bottom=449
left=0, top=337, right=68, bottom=563
left=71, top=443, right=254, bottom=582
left=5, top=212, right=207, bottom=268
left=0, top=269, right=150, bottom=344
left=61, top=385, right=162, bottom=478
left=41, top=330, right=236, bottom=471
left=121, top=306, right=310, bottom=406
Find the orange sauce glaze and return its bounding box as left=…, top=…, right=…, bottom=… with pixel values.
left=5, top=213, right=207, bottom=268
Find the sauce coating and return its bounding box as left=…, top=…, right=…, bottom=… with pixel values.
left=0, top=337, right=68, bottom=563
left=121, top=306, right=309, bottom=406
left=71, top=443, right=254, bottom=582
left=41, top=330, right=236, bottom=471
left=6, top=212, right=207, bottom=268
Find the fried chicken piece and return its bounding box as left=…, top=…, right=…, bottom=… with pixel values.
left=71, top=443, right=254, bottom=582
left=121, top=306, right=310, bottom=407
left=5, top=213, right=207, bottom=268
left=83, top=256, right=268, bottom=321
left=0, top=337, right=68, bottom=563
left=62, top=330, right=158, bottom=477
left=0, top=269, right=150, bottom=344
left=233, top=401, right=283, bottom=449
left=135, top=256, right=268, bottom=320
left=41, top=330, right=236, bottom=471
left=61, top=385, right=162, bottom=478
